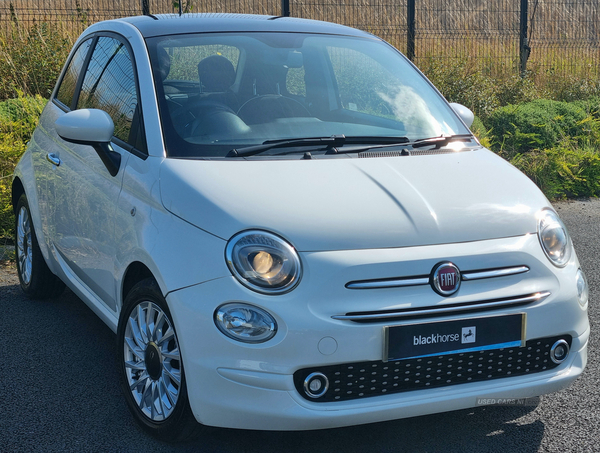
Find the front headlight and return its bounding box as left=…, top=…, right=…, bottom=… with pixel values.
left=225, top=230, right=302, bottom=294
left=537, top=208, right=572, bottom=267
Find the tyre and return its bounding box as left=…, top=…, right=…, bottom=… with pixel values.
left=117, top=278, right=203, bottom=442
left=15, top=193, right=65, bottom=299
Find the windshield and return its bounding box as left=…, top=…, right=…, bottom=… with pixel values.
left=147, top=32, right=470, bottom=158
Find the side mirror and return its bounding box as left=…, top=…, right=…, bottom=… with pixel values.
left=55, top=109, right=121, bottom=177
left=449, top=103, right=474, bottom=128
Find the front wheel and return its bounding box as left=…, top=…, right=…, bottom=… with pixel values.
left=117, top=278, right=203, bottom=442
left=14, top=193, right=65, bottom=299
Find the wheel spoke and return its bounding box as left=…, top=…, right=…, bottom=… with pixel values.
left=161, top=347, right=180, bottom=360
left=150, top=382, right=158, bottom=419
left=146, top=382, right=153, bottom=419
left=16, top=227, right=24, bottom=252
left=163, top=380, right=176, bottom=406
left=124, top=337, right=145, bottom=361
left=125, top=360, right=146, bottom=371
left=146, top=302, right=155, bottom=340
left=137, top=304, right=149, bottom=344
left=152, top=311, right=164, bottom=342
left=127, top=318, right=146, bottom=350
left=163, top=365, right=181, bottom=386
left=158, top=381, right=168, bottom=416
left=130, top=371, right=150, bottom=391
left=157, top=327, right=174, bottom=346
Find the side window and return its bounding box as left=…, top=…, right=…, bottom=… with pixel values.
left=327, top=46, right=398, bottom=118
left=77, top=37, right=140, bottom=146
left=55, top=38, right=92, bottom=109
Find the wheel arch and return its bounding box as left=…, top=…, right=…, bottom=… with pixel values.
left=121, top=261, right=158, bottom=304
left=11, top=177, right=25, bottom=213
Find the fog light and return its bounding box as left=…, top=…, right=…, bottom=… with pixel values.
left=550, top=339, right=570, bottom=364
left=576, top=269, right=589, bottom=307
left=303, top=372, right=329, bottom=398
left=215, top=303, right=277, bottom=343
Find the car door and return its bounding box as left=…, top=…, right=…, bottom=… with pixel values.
left=35, top=38, right=93, bottom=248
left=48, top=35, right=144, bottom=311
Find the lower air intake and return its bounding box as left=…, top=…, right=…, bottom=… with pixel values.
left=293, top=335, right=571, bottom=402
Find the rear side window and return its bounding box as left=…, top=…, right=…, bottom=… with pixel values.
left=77, top=36, right=139, bottom=145
left=55, top=39, right=92, bottom=109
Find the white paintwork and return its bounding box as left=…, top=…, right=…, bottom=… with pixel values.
left=13, top=16, right=589, bottom=434
left=450, top=102, right=475, bottom=128
left=160, top=149, right=548, bottom=251
left=167, top=233, right=589, bottom=429
left=55, top=109, right=114, bottom=143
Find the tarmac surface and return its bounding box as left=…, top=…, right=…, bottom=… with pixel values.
left=0, top=199, right=598, bottom=452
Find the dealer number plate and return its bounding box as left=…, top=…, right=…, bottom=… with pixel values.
left=384, top=313, right=526, bottom=362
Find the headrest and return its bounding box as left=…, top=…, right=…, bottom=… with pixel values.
left=156, top=47, right=171, bottom=81
left=197, top=55, right=236, bottom=92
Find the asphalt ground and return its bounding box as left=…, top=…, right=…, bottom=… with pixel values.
left=0, top=199, right=598, bottom=453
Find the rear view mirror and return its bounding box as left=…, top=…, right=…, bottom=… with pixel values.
left=55, top=108, right=114, bottom=143
left=55, top=109, right=121, bottom=177
left=449, top=103, right=474, bottom=128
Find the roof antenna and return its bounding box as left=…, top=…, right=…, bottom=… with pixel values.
left=178, top=0, right=183, bottom=16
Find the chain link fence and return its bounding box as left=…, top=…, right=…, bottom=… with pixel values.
left=0, top=0, right=598, bottom=79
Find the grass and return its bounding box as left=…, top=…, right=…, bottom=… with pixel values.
left=0, top=22, right=72, bottom=100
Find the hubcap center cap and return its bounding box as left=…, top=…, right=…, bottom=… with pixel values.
left=145, top=342, right=162, bottom=380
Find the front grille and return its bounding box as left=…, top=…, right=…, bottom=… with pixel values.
left=293, top=335, right=571, bottom=403
left=332, top=292, right=549, bottom=323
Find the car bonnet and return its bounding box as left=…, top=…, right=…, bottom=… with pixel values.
left=159, top=149, right=549, bottom=252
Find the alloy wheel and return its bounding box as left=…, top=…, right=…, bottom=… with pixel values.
left=16, top=206, right=33, bottom=285
left=123, top=301, right=182, bottom=421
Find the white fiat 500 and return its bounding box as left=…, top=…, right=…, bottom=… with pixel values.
left=12, top=13, right=589, bottom=442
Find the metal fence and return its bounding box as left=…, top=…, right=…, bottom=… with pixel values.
left=1, top=0, right=599, bottom=79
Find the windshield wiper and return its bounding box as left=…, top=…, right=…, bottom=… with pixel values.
left=226, top=135, right=411, bottom=157
left=411, top=134, right=474, bottom=149
left=226, top=135, right=346, bottom=157
left=325, top=136, right=410, bottom=154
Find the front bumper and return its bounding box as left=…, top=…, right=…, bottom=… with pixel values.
left=166, top=234, right=589, bottom=430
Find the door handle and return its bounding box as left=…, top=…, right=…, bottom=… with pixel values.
left=46, top=153, right=61, bottom=167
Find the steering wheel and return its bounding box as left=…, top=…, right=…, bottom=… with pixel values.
left=237, top=95, right=311, bottom=125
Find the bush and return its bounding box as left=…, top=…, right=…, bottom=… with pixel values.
left=510, top=144, right=600, bottom=199
left=545, top=75, right=600, bottom=103
left=0, top=94, right=46, bottom=238
left=470, top=115, right=492, bottom=149
left=420, top=58, right=499, bottom=119
left=486, top=99, right=600, bottom=155
left=495, top=74, right=540, bottom=106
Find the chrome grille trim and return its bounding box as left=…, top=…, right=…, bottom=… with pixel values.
left=346, top=265, right=530, bottom=290
left=462, top=266, right=530, bottom=281
left=331, top=291, right=550, bottom=321
left=346, top=277, right=429, bottom=290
